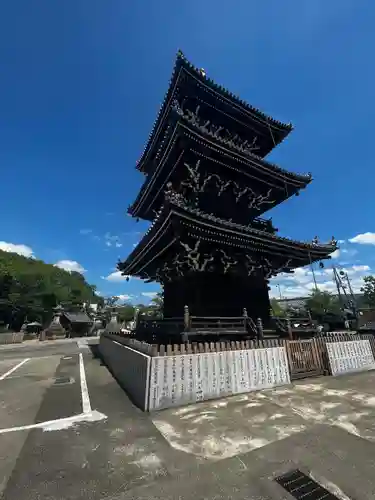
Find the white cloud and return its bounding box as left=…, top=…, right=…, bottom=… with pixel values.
left=102, top=271, right=130, bottom=282
left=104, top=232, right=123, bottom=248
left=349, top=232, right=375, bottom=245
left=117, top=294, right=132, bottom=302
left=270, top=263, right=371, bottom=298
left=79, top=229, right=92, bottom=235
left=329, top=249, right=340, bottom=259
left=341, top=248, right=358, bottom=256
left=352, top=265, right=370, bottom=272
left=54, top=260, right=86, bottom=273
left=141, top=292, right=158, bottom=298
left=0, top=241, right=34, bottom=258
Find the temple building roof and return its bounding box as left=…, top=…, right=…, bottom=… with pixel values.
left=137, top=51, right=293, bottom=174
left=119, top=196, right=336, bottom=281
left=129, top=115, right=311, bottom=221
left=63, top=312, right=92, bottom=324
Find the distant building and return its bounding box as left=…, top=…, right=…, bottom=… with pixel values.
left=276, top=294, right=364, bottom=311
left=61, top=311, right=93, bottom=337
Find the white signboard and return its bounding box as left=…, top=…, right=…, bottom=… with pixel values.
left=148, top=347, right=290, bottom=411
left=326, top=340, right=375, bottom=376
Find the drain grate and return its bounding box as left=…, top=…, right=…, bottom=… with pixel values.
left=53, top=376, right=73, bottom=386
left=275, top=469, right=340, bottom=500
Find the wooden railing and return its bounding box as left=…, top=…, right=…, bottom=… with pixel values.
left=187, top=316, right=246, bottom=332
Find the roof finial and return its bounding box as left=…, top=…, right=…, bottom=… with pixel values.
left=199, top=68, right=206, bottom=77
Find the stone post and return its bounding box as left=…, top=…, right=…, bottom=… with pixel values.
left=45, top=304, right=66, bottom=340
left=133, top=307, right=140, bottom=329
left=184, top=305, right=190, bottom=332
left=105, top=309, right=121, bottom=334
left=256, top=317, right=264, bottom=339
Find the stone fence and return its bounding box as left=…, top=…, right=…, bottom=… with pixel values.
left=100, top=336, right=151, bottom=410
left=0, top=332, right=24, bottom=345
left=100, top=332, right=375, bottom=412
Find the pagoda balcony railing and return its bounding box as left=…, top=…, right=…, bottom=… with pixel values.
left=187, top=315, right=250, bottom=333
left=250, top=217, right=276, bottom=233
left=269, top=316, right=318, bottom=336
left=136, top=314, right=258, bottom=336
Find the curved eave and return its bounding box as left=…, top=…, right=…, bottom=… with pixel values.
left=136, top=50, right=293, bottom=173
left=173, top=203, right=336, bottom=258
left=119, top=202, right=336, bottom=277
left=177, top=114, right=310, bottom=185
left=130, top=119, right=311, bottom=220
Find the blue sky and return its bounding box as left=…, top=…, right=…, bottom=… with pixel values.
left=1, top=1, right=374, bottom=303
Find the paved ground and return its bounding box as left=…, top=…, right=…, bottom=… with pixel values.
left=2, top=340, right=375, bottom=499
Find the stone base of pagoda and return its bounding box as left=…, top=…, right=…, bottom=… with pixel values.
left=163, top=272, right=271, bottom=322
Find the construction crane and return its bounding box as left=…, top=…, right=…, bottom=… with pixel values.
left=332, top=265, right=358, bottom=318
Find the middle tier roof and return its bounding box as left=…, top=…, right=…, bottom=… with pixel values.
left=120, top=196, right=336, bottom=281
left=129, top=112, right=312, bottom=222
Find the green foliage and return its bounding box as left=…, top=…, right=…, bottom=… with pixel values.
left=117, top=303, right=136, bottom=323
left=150, top=292, right=163, bottom=312
left=270, top=298, right=284, bottom=317
left=0, top=250, right=100, bottom=330
left=361, top=275, right=375, bottom=307
left=305, top=289, right=341, bottom=317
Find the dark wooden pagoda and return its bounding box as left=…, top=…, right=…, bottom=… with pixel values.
left=119, top=51, right=337, bottom=336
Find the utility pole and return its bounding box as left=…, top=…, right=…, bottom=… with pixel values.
left=308, top=252, right=318, bottom=292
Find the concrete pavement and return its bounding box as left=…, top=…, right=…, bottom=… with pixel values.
left=0, top=342, right=199, bottom=500
left=2, top=340, right=375, bottom=498
left=151, top=370, right=375, bottom=460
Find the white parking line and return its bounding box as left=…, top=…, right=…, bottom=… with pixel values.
left=0, top=410, right=107, bottom=434
left=0, top=354, right=106, bottom=434
left=0, top=358, right=30, bottom=381
left=79, top=353, right=91, bottom=414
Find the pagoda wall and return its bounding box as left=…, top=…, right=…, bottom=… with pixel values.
left=163, top=272, right=270, bottom=322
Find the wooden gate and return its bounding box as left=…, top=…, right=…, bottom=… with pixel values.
left=286, top=339, right=324, bottom=380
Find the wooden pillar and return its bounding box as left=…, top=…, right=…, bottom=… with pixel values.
left=286, top=317, right=293, bottom=340
left=184, top=305, right=190, bottom=332
left=243, top=307, right=248, bottom=332
left=307, top=309, right=313, bottom=328
left=256, top=317, right=264, bottom=339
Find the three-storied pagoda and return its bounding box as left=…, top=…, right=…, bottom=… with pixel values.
left=119, top=51, right=336, bottom=324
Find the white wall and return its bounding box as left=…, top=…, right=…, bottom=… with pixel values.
left=148, top=347, right=290, bottom=411
left=100, top=336, right=151, bottom=410
left=326, top=340, right=375, bottom=376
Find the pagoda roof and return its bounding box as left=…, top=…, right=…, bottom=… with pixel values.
left=136, top=50, right=293, bottom=173
left=119, top=197, right=336, bottom=279
left=129, top=115, right=311, bottom=220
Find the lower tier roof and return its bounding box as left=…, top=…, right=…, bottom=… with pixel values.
left=118, top=197, right=337, bottom=282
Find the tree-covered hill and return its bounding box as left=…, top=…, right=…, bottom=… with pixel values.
left=0, top=250, right=100, bottom=330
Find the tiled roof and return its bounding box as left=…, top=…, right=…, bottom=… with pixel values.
left=137, top=50, right=293, bottom=171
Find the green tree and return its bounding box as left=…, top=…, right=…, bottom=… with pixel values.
left=270, top=298, right=284, bottom=317
left=0, top=250, right=100, bottom=331
left=305, top=290, right=341, bottom=317
left=150, top=292, right=163, bottom=313
left=117, top=303, right=136, bottom=323
left=361, top=275, right=375, bottom=307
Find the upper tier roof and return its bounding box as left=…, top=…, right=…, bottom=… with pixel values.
left=129, top=116, right=311, bottom=221
left=136, top=50, right=293, bottom=173
left=119, top=195, right=336, bottom=280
